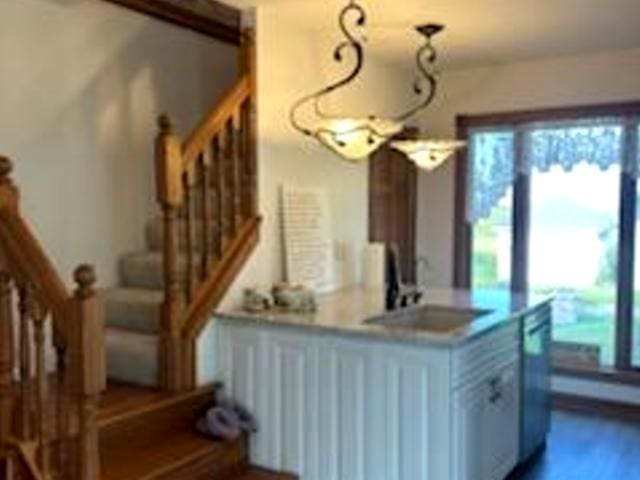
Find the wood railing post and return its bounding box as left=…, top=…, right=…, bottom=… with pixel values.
left=155, top=114, right=185, bottom=392
left=72, top=265, right=105, bottom=480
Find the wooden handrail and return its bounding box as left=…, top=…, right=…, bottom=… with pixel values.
left=154, top=28, right=258, bottom=391
left=182, top=74, right=251, bottom=166
left=0, top=163, right=71, bottom=348
left=0, top=156, right=106, bottom=480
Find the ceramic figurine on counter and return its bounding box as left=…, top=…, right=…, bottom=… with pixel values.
left=272, top=283, right=317, bottom=313
left=242, top=288, right=272, bottom=313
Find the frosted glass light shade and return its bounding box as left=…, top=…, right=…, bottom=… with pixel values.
left=313, top=117, right=404, bottom=161
left=391, top=139, right=466, bottom=171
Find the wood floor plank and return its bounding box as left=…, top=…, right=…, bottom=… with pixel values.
left=511, top=410, right=640, bottom=479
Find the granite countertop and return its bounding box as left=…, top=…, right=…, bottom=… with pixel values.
left=217, top=287, right=552, bottom=347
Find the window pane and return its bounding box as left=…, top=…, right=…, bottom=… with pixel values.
left=472, top=188, right=513, bottom=289
left=529, top=164, right=620, bottom=366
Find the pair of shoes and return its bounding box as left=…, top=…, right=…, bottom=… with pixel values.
left=196, top=397, right=258, bottom=442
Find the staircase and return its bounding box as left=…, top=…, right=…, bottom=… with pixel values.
left=0, top=28, right=295, bottom=480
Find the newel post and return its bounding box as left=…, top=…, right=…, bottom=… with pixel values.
left=155, top=114, right=185, bottom=392
left=72, top=265, right=105, bottom=480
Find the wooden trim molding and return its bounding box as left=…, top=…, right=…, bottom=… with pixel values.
left=553, top=392, right=640, bottom=422
left=102, top=0, right=242, bottom=45
left=458, top=100, right=640, bottom=129
left=554, top=364, right=640, bottom=387
left=453, top=120, right=471, bottom=288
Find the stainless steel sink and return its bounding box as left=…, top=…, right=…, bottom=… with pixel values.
left=364, top=305, right=492, bottom=333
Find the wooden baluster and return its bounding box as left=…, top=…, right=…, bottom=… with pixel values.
left=220, top=127, right=233, bottom=249
left=232, top=110, right=242, bottom=231
left=55, top=340, right=69, bottom=479
left=155, top=114, right=185, bottom=392
left=199, top=153, right=212, bottom=279
left=241, top=29, right=258, bottom=218
left=31, top=298, right=50, bottom=476
left=17, top=285, right=33, bottom=441
left=222, top=120, right=236, bottom=240
left=211, top=136, right=223, bottom=259
left=240, top=100, right=252, bottom=220
left=224, top=119, right=237, bottom=238
left=183, top=171, right=195, bottom=303
left=0, top=159, right=16, bottom=449
left=0, top=270, right=14, bottom=448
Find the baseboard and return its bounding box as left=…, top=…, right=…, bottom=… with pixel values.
left=553, top=392, right=640, bottom=422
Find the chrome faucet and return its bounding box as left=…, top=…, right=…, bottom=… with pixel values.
left=385, top=244, right=423, bottom=311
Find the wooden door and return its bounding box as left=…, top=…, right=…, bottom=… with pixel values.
left=369, top=143, right=417, bottom=282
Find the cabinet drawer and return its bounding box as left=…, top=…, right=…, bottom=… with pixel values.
left=452, top=322, right=519, bottom=388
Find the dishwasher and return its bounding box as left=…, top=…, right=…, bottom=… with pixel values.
left=519, top=304, right=552, bottom=462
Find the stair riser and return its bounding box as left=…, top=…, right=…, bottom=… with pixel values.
left=105, top=298, right=161, bottom=334
left=106, top=330, right=158, bottom=387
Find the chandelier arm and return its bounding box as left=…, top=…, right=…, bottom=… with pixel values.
left=289, top=1, right=367, bottom=134
left=394, top=40, right=439, bottom=122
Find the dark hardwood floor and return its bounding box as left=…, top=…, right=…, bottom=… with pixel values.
left=511, top=410, right=640, bottom=479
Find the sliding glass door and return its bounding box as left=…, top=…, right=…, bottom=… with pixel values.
left=471, top=189, right=513, bottom=289
left=528, top=164, right=620, bottom=366
left=457, top=105, right=640, bottom=372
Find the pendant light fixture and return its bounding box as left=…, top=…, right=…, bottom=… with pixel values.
left=289, top=0, right=403, bottom=161
left=391, top=139, right=466, bottom=171
left=389, top=25, right=466, bottom=171
left=289, top=0, right=456, bottom=164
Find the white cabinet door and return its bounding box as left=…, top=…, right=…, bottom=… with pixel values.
left=482, top=362, right=519, bottom=480
left=453, top=361, right=519, bottom=480
left=452, top=371, right=488, bottom=480
left=316, top=342, right=370, bottom=480
left=216, top=324, right=270, bottom=465
left=383, top=352, right=433, bottom=480
left=268, top=331, right=318, bottom=478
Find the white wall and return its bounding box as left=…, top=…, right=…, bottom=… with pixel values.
left=199, top=4, right=415, bottom=383
left=416, top=47, right=640, bottom=288
left=218, top=3, right=414, bottom=308
left=0, top=0, right=238, bottom=287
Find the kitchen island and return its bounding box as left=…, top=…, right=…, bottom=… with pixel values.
left=215, top=288, right=552, bottom=480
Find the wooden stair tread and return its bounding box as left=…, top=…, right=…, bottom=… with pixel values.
left=99, top=381, right=169, bottom=424
left=101, top=426, right=245, bottom=480
left=238, top=468, right=297, bottom=480
left=98, top=381, right=215, bottom=428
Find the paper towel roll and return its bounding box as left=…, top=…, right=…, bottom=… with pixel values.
left=363, top=243, right=386, bottom=288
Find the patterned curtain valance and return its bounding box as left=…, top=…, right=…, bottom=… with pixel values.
left=467, top=128, right=515, bottom=223
left=467, top=117, right=640, bottom=223
left=521, top=118, right=624, bottom=174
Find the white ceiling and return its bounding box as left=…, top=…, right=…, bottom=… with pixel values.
left=222, top=0, right=640, bottom=69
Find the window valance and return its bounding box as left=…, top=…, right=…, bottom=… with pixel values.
left=467, top=117, right=640, bottom=223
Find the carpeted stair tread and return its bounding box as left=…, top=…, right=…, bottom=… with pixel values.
left=104, top=288, right=163, bottom=334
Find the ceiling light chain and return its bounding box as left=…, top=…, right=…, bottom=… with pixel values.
left=395, top=24, right=444, bottom=122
